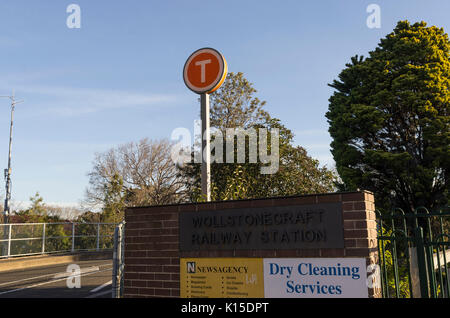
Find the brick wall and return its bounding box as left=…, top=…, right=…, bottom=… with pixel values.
left=123, top=191, right=381, bottom=298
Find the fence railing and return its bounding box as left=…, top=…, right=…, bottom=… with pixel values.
left=377, top=206, right=450, bottom=298
left=112, top=221, right=125, bottom=298
left=0, top=222, right=118, bottom=258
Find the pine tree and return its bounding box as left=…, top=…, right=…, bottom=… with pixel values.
left=326, top=21, right=450, bottom=213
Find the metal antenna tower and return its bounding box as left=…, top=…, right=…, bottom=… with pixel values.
left=1, top=90, right=24, bottom=224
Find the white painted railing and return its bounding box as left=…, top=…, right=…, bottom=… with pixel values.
left=0, top=222, right=118, bottom=258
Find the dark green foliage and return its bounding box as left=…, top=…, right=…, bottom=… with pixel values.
left=101, top=173, right=125, bottom=224
left=10, top=193, right=72, bottom=254
left=181, top=72, right=337, bottom=202
left=326, top=21, right=450, bottom=213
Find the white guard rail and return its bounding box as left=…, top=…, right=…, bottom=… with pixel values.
left=0, top=222, right=118, bottom=258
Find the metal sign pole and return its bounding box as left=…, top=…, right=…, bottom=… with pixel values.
left=200, top=93, right=211, bottom=201
left=184, top=48, right=227, bottom=202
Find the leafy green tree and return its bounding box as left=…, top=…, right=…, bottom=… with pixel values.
left=43, top=217, right=71, bottom=253
left=102, top=173, right=126, bottom=224
left=75, top=211, right=102, bottom=223
left=78, top=175, right=125, bottom=249
left=14, top=192, right=47, bottom=223
left=12, top=193, right=72, bottom=253
left=326, top=21, right=449, bottom=214
left=210, top=72, right=271, bottom=129
left=181, top=72, right=337, bottom=202
left=74, top=211, right=103, bottom=250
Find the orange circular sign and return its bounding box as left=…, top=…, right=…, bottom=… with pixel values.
left=183, top=48, right=227, bottom=94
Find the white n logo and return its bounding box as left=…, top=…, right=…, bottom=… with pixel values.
left=187, top=262, right=196, bottom=274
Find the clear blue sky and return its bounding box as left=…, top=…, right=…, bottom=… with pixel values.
left=0, top=1, right=449, bottom=208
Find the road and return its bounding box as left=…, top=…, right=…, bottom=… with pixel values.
left=0, top=259, right=113, bottom=298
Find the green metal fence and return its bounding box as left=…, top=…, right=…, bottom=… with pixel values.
left=377, top=206, right=450, bottom=298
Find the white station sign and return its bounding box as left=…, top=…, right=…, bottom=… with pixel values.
left=263, top=258, right=369, bottom=298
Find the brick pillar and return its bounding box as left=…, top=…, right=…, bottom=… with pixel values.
left=123, top=205, right=181, bottom=298
left=342, top=191, right=381, bottom=298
